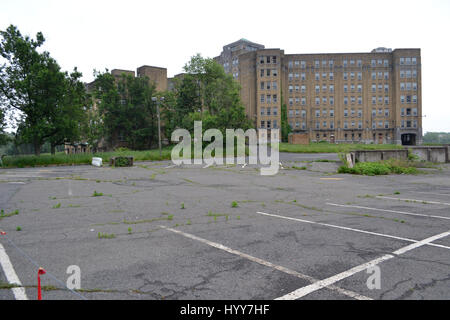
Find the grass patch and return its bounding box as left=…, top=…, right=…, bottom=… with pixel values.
left=279, top=142, right=403, bottom=154
left=16, top=226, right=22, bottom=231
left=291, top=166, right=307, bottom=170
left=231, top=201, right=238, bottom=208
left=92, top=191, right=104, bottom=197
left=97, top=232, right=115, bottom=239
left=0, top=209, right=19, bottom=220
left=338, top=160, right=419, bottom=176
left=52, top=203, right=61, bottom=209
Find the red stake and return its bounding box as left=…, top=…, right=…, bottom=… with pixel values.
left=37, top=267, right=46, bottom=300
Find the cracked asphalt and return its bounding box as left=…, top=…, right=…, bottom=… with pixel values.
left=0, top=153, right=449, bottom=300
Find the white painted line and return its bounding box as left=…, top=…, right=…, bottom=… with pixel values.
left=276, top=230, right=450, bottom=300
left=160, top=225, right=371, bottom=300
left=326, top=203, right=450, bottom=221
left=256, top=211, right=450, bottom=251
left=0, top=243, right=28, bottom=300
left=376, top=196, right=450, bottom=206
left=164, top=164, right=178, bottom=169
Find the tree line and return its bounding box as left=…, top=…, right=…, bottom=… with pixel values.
left=0, top=25, right=253, bottom=156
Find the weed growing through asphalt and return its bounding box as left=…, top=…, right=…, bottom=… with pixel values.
left=231, top=201, right=238, bottom=208
left=16, top=226, right=22, bottom=231
left=180, top=203, right=185, bottom=209
left=128, top=227, right=132, bottom=234
left=52, top=203, right=61, bottom=209
left=394, top=191, right=401, bottom=195
left=98, top=232, right=115, bottom=239
left=92, top=191, right=104, bottom=197
left=168, top=214, right=174, bottom=221
left=0, top=209, right=19, bottom=220
left=187, top=220, right=191, bottom=225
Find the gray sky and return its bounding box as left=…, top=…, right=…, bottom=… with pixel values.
left=1, top=0, right=450, bottom=133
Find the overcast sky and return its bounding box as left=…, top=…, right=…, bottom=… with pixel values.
left=1, top=0, right=449, bottom=133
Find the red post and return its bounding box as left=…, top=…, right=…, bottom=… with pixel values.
left=37, top=267, right=46, bottom=300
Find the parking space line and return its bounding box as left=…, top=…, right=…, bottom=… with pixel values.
left=0, top=243, right=28, bottom=300
left=326, top=203, right=450, bottom=221
left=159, top=225, right=371, bottom=300
left=276, top=230, right=450, bottom=300
left=376, top=196, right=450, bottom=206
left=256, top=211, right=450, bottom=251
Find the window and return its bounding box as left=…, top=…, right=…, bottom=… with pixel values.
left=343, top=72, right=348, bottom=80
left=272, top=69, right=278, bottom=77
left=289, top=85, right=294, bottom=93
left=350, top=72, right=355, bottom=80
left=344, top=121, right=348, bottom=129
left=329, top=60, right=334, bottom=67
left=267, top=95, right=271, bottom=103
left=357, top=84, right=362, bottom=93
left=323, top=121, right=327, bottom=128
left=288, top=61, right=293, bottom=68
left=315, top=85, right=320, bottom=93
left=316, top=121, right=320, bottom=129
left=413, top=120, right=417, bottom=128
left=289, top=73, right=293, bottom=81
left=273, top=94, right=278, bottom=102
left=378, top=96, right=383, bottom=104
left=322, top=97, right=327, bottom=105
left=295, top=85, right=299, bottom=92
left=266, top=82, right=271, bottom=90
left=384, top=59, right=389, bottom=67
left=301, top=85, right=306, bottom=93
left=357, top=60, right=362, bottom=67
left=314, top=60, right=320, bottom=68
left=289, top=98, right=293, bottom=106
left=260, top=82, right=265, bottom=90
left=412, top=57, right=417, bottom=65
left=351, top=108, right=356, bottom=116
left=357, top=72, right=362, bottom=81
left=371, top=60, right=376, bottom=67
left=384, top=84, right=389, bottom=93
left=358, top=121, right=363, bottom=129
left=400, top=58, right=405, bottom=65
left=272, top=56, right=277, bottom=64
left=295, top=109, right=300, bottom=116
left=294, top=60, right=299, bottom=67
left=330, top=109, right=334, bottom=117
left=344, top=96, right=348, bottom=105
left=344, top=85, right=348, bottom=93
left=351, top=96, right=356, bottom=104
left=261, top=121, right=265, bottom=128
left=330, top=97, right=334, bottom=105
left=301, top=61, right=306, bottom=69
left=260, top=107, right=265, bottom=116
left=401, top=108, right=405, bottom=116
left=350, top=59, right=355, bottom=66
left=372, top=96, right=376, bottom=105
left=330, top=122, right=334, bottom=129
left=273, top=81, right=278, bottom=90
left=266, top=56, right=271, bottom=64
left=400, top=70, right=405, bottom=78
left=385, top=108, right=389, bottom=117
left=301, top=73, right=306, bottom=80
left=322, top=85, right=327, bottom=93
left=372, top=121, right=376, bottom=129
left=371, top=72, right=376, bottom=80
left=301, top=110, right=306, bottom=118
left=385, top=121, right=389, bottom=129
left=302, top=122, right=306, bottom=130
left=301, top=97, right=306, bottom=105
left=315, top=73, right=320, bottom=81
left=413, top=108, right=418, bottom=116
left=406, top=108, right=411, bottom=116
left=372, top=84, right=376, bottom=92
left=329, top=85, right=334, bottom=93
left=259, top=56, right=265, bottom=64
left=344, top=109, right=349, bottom=117
left=260, top=69, right=264, bottom=77
left=273, top=108, right=278, bottom=116
left=351, top=84, right=355, bottom=92
left=322, top=109, right=327, bottom=117
left=343, top=60, right=348, bottom=67
left=273, top=120, right=278, bottom=129
left=267, top=69, right=271, bottom=76
left=372, top=109, right=376, bottom=116
left=260, top=94, right=265, bottom=103
left=405, top=57, right=411, bottom=65
left=384, top=72, right=389, bottom=80
left=267, top=107, right=271, bottom=115
left=378, top=72, right=383, bottom=79
left=384, top=96, right=389, bottom=105
left=412, top=95, right=417, bottom=103
left=400, top=83, right=405, bottom=91
left=315, top=97, right=320, bottom=105
left=267, top=120, right=271, bottom=129
left=358, top=96, right=362, bottom=105
left=295, top=73, right=299, bottom=79
left=295, top=97, right=300, bottom=105
left=358, top=109, right=363, bottom=117
left=289, top=110, right=294, bottom=117
left=413, top=83, right=417, bottom=91
left=329, top=72, right=334, bottom=80
left=322, top=60, right=327, bottom=67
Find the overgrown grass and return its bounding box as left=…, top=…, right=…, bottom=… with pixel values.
left=338, top=159, right=419, bottom=176
left=0, top=147, right=173, bottom=169
left=279, top=142, right=404, bottom=154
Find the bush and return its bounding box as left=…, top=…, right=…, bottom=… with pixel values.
left=338, top=160, right=419, bottom=176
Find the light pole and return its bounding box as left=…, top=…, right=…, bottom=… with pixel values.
left=152, top=96, right=164, bottom=158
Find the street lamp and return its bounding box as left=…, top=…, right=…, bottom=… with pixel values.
left=152, top=96, right=164, bottom=158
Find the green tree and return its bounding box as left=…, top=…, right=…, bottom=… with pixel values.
left=0, top=107, right=8, bottom=146
left=0, top=25, right=86, bottom=155
left=93, top=71, right=158, bottom=150
left=177, top=54, right=253, bottom=134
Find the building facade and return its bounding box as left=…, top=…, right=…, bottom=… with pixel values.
left=215, top=40, right=422, bottom=145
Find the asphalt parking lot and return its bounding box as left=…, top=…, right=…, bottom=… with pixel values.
left=0, top=153, right=449, bottom=300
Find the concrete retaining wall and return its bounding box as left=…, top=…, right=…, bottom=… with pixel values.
left=352, top=150, right=408, bottom=163
left=409, top=146, right=449, bottom=163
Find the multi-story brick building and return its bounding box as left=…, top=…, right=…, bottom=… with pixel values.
left=215, top=39, right=422, bottom=145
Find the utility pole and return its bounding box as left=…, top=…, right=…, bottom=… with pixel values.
left=152, top=96, right=164, bottom=158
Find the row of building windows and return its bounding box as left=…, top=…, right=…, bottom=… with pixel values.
left=286, top=84, right=391, bottom=94
left=400, top=95, right=418, bottom=104
left=260, top=107, right=278, bottom=116
left=287, top=107, right=418, bottom=118
left=283, top=57, right=417, bottom=69
left=400, top=69, right=418, bottom=79
left=288, top=120, right=418, bottom=130
left=260, top=120, right=278, bottom=129
left=286, top=96, right=392, bottom=106
left=259, top=56, right=278, bottom=64
left=400, top=82, right=418, bottom=91
left=287, top=71, right=391, bottom=81
left=260, top=69, right=278, bottom=77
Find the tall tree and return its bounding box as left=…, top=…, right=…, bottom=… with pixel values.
left=93, top=71, right=158, bottom=150
left=177, top=54, right=253, bottom=133
left=0, top=25, right=86, bottom=155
